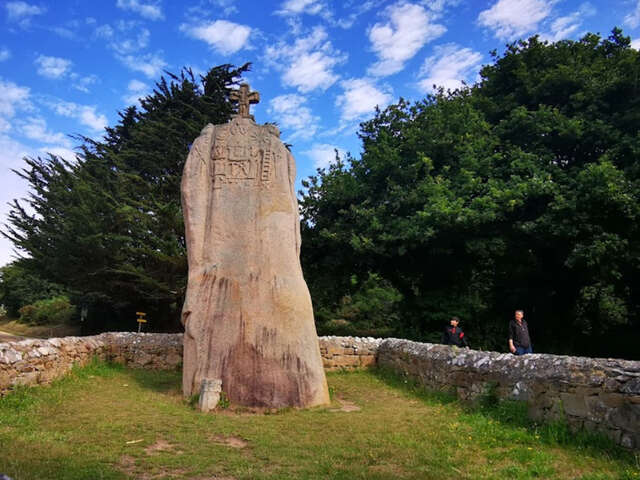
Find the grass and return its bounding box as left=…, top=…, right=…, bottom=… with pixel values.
left=0, top=319, right=80, bottom=339
left=0, top=361, right=638, bottom=480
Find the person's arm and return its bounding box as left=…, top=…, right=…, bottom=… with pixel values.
left=460, top=330, right=468, bottom=348
left=508, top=322, right=516, bottom=353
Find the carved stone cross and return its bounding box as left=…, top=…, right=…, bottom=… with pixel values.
left=230, top=83, right=260, bottom=119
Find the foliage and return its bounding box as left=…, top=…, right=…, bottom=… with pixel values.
left=317, top=272, right=402, bottom=337
left=0, top=304, right=6, bottom=320
left=0, top=262, right=68, bottom=318
left=300, top=29, right=640, bottom=357
left=3, top=64, right=250, bottom=332
left=18, top=295, right=76, bottom=325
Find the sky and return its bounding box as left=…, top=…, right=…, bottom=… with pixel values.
left=1, top=0, right=640, bottom=267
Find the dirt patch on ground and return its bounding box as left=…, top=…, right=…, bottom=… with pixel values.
left=330, top=395, right=361, bottom=412
left=117, top=453, right=187, bottom=479
left=0, top=330, right=23, bottom=343
left=144, top=438, right=175, bottom=455
left=211, top=435, right=248, bottom=449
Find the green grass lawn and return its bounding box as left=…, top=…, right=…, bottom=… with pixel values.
left=0, top=362, right=638, bottom=480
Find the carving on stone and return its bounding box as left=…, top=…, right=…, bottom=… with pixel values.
left=181, top=86, right=329, bottom=408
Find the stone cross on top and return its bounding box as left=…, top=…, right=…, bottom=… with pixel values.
left=230, top=83, right=260, bottom=119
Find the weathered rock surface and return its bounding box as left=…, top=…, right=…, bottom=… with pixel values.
left=180, top=106, right=329, bottom=408
left=377, top=339, right=640, bottom=449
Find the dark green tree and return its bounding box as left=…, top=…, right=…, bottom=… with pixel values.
left=300, top=30, right=640, bottom=358
left=3, top=64, right=250, bottom=332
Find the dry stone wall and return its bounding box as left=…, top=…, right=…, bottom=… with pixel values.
left=318, top=336, right=381, bottom=370
left=377, top=339, right=640, bottom=450
left=0, top=333, right=375, bottom=396
left=1, top=333, right=639, bottom=449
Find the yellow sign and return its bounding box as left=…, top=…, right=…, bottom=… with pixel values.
left=136, top=312, right=146, bottom=316
left=137, top=318, right=147, bottom=323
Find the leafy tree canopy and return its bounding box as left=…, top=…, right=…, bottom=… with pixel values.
left=300, top=29, right=640, bottom=358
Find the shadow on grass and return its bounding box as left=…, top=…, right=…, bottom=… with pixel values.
left=371, top=366, right=639, bottom=467
left=121, top=367, right=182, bottom=395
left=69, top=357, right=182, bottom=395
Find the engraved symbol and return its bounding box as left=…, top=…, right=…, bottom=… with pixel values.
left=229, top=84, right=260, bottom=119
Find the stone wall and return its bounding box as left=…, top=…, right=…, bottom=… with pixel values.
left=2, top=333, right=639, bottom=449
left=377, top=339, right=640, bottom=450
left=0, top=333, right=378, bottom=395
left=0, top=333, right=184, bottom=394
left=318, top=336, right=381, bottom=370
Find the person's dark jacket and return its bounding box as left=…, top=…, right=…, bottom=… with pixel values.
left=441, top=325, right=468, bottom=347
left=508, top=319, right=531, bottom=349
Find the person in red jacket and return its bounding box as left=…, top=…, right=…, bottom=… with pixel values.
left=441, top=316, right=469, bottom=347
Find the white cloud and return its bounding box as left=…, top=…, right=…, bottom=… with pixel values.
left=478, top=0, right=555, bottom=41
left=39, top=146, right=77, bottom=161
left=624, top=0, right=640, bottom=29
left=95, top=24, right=114, bottom=39
left=0, top=47, right=10, bottom=62
left=268, top=94, right=319, bottom=140
left=335, top=0, right=380, bottom=29
left=34, top=55, right=73, bottom=79
left=0, top=134, right=35, bottom=267
left=418, top=44, right=483, bottom=92
left=123, top=79, right=150, bottom=105
left=303, top=143, right=344, bottom=169
left=0, top=78, right=31, bottom=118
left=368, top=2, right=446, bottom=77
left=116, top=0, right=164, bottom=21
left=71, top=74, right=99, bottom=93
left=266, top=26, right=346, bottom=92
left=20, top=117, right=71, bottom=146
left=118, top=52, right=167, bottom=78
left=541, top=3, right=596, bottom=42
left=423, top=0, right=461, bottom=13
left=115, top=28, right=151, bottom=54
left=335, top=77, right=393, bottom=123
left=180, top=20, right=251, bottom=55
left=96, top=22, right=150, bottom=55
left=277, top=0, right=328, bottom=17
left=5, top=1, right=45, bottom=26
left=47, top=100, right=107, bottom=133
left=185, top=0, right=238, bottom=19
left=632, top=38, right=640, bottom=50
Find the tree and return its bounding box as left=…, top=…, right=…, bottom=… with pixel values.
left=300, top=30, right=640, bottom=358
left=3, top=64, right=250, bottom=332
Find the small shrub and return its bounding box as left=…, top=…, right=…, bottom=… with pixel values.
left=217, top=391, right=230, bottom=409
left=0, top=304, right=8, bottom=320
left=18, top=296, right=76, bottom=325
left=18, top=304, right=37, bottom=323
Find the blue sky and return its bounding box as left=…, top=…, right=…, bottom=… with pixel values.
left=1, top=0, right=639, bottom=267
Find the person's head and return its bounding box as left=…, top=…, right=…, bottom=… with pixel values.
left=450, top=316, right=460, bottom=327
left=515, top=310, right=524, bottom=321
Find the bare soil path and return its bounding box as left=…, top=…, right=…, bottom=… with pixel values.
left=0, top=330, right=24, bottom=342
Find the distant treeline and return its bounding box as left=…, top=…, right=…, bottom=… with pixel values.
left=1, top=30, right=638, bottom=359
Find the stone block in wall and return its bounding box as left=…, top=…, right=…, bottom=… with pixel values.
left=12, top=371, right=39, bottom=387
left=621, top=377, right=640, bottom=395
left=331, top=355, right=360, bottom=367
left=359, top=355, right=376, bottom=367
left=608, top=404, right=640, bottom=432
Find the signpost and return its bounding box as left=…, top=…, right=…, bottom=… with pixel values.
left=136, top=312, right=147, bottom=333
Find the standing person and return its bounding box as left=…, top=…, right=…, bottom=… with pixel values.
left=441, top=316, right=469, bottom=348
left=508, top=310, right=532, bottom=355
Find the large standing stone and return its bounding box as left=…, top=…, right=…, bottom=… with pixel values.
left=180, top=85, right=329, bottom=408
